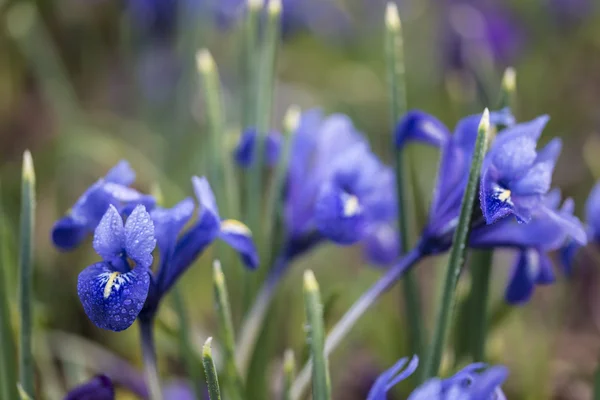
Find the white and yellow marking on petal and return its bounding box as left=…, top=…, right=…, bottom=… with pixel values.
left=343, top=195, right=361, bottom=217
left=221, top=219, right=252, bottom=237
left=103, top=272, right=120, bottom=299
left=497, top=188, right=511, bottom=202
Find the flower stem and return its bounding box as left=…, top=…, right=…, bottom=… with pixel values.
left=18, top=151, right=35, bottom=398
left=421, top=110, right=490, bottom=382
left=385, top=2, right=424, bottom=358
left=236, top=256, right=287, bottom=377
left=468, top=250, right=493, bottom=362
left=139, top=318, right=163, bottom=400
left=290, top=247, right=423, bottom=400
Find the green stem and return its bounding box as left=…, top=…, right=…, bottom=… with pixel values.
left=139, top=318, right=164, bottom=400
left=421, top=110, right=490, bottom=382
left=0, top=182, right=18, bottom=400
left=303, top=271, right=331, bottom=400
left=247, top=0, right=281, bottom=233
left=213, top=261, right=245, bottom=400
left=385, top=2, right=423, bottom=358
left=202, top=338, right=222, bottom=400
left=18, top=151, right=35, bottom=398
left=172, top=288, right=204, bottom=400
left=282, top=350, right=295, bottom=400
left=468, top=250, right=493, bottom=362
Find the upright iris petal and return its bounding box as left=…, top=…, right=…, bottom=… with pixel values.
left=52, top=161, right=155, bottom=250
left=234, top=128, right=282, bottom=168
left=77, top=204, right=156, bottom=332
left=368, top=356, right=508, bottom=400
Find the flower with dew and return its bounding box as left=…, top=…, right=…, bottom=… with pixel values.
left=51, top=161, right=155, bottom=250
left=367, top=355, right=508, bottom=400
left=54, top=164, right=258, bottom=331
left=395, top=109, right=586, bottom=303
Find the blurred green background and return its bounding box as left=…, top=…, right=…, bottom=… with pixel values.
left=1, top=0, right=600, bottom=398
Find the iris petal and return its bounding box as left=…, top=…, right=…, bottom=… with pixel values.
left=65, top=375, right=115, bottom=400
left=362, top=224, right=399, bottom=266
left=395, top=110, right=451, bottom=150
left=151, top=198, right=195, bottom=257
left=219, top=219, right=259, bottom=269
left=104, top=160, right=136, bottom=185
left=505, top=251, right=535, bottom=304
left=314, top=183, right=365, bottom=245
left=52, top=215, right=89, bottom=250
left=93, top=205, right=125, bottom=263
left=77, top=262, right=150, bottom=331
left=124, top=205, right=156, bottom=269
left=192, top=176, right=220, bottom=225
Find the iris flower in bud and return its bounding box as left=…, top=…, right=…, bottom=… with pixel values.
left=234, top=128, right=282, bottom=168
left=368, top=356, right=508, bottom=400
left=55, top=162, right=258, bottom=331
left=52, top=161, right=155, bottom=251
left=77, top=204, right=156, bottom=332
left=65, top=375, right=115, bottom=400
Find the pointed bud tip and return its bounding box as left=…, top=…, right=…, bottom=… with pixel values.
left=479, top=108, right=490, bottom=134
left=385, top=3, right=400, bottom=31
left=268, top=0, right=282, bottom=15
left=213, top=259, right=224, bottom=284
left=502, top=67, right=516, bottom=92
left=303, top=270, right=319, bottom=292
left=284, top=349, right=295, bottom=370
left=196, top=49, right=214, bottom=73
left=283, top=105, right=301, bottom=135
left=247, top=0, right=263, bottom=10
left=203, top=337, right=213, bottom=357
left=22, top=150, right=35, bottom=182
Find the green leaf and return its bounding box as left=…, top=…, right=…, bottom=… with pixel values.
left=303, top=270, right=331, bottom=400
left=421, top=110, right=490, bottom=381
left=282, top=349, right=295, bottom=400
left=0, top=181, right=18, bottom=400
left=202, top=338, right=222, bottom=400
left=18, top=150, right=36, bottom=397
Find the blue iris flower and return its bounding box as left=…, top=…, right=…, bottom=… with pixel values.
left=367, top=356, right=508, bottom=400
left=52, top=161, right=155, bottom=251
left=65, top=375, right=115, bottom=400
left=235, top=109, right=399, bottom=266
left=395, top=110, right=586, bottom=304
left=55, top=163, right=258, bottom=332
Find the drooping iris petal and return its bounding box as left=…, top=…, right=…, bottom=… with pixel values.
left=505, top=251, right=536, bottom=304
left=468, top=366, right=509, bottom=400
left=219, top=219, right=259, bottom=269
left=65, top=375, right=115, bottom=400
left=104, top=160, right=136, bottom=186
left=586, top=182, right=600, bottom=240
left=124, top=205, right=156, bottom=269
left=77, top=262, right=150, bottom=331
left=52, top=215, right=90, bottom=250
left=407, top=379, right=442, bottom=400
left=362, top=224, right=399, bottom=266
left=93, top=205, right=125, bottom=264
left=395, top=111, right=451, bottom=149
left=314, top=182, right=366, bottom=245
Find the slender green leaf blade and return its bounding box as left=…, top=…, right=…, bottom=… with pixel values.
left=202, top=338, right=222, bottom=400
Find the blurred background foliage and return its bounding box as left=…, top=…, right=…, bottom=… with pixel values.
left=1, top=0, right=600, bottom=398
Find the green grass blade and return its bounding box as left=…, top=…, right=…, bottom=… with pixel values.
left=213, top=261, right=244, bottom=400
left=0, top=181, right=18, bottom=400
left=202, top=338, right=222, bottom=400
left=421, top=110, right=490, bottom=381
left=303, top=270, right=331, bottom=400
left=18, top=150, right=36, bottom=398
left=282, top=349, right=295, bottom=400
left=385, top=2, right=424, bottom=358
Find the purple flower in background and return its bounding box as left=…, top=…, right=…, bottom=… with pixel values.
left=234, top=128, right=282, bottom=168
left=51, top=161, right=155, bottom=251
left=548, top=0, right=595, bottom=24
left=442, top=1, right=524, bottom=71
left=367, top=355, right=508, bottom=400
left=65, top=375, right=115, bottom=400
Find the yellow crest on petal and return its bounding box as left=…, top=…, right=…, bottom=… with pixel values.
left=221, top=219, right=252, bottom=237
